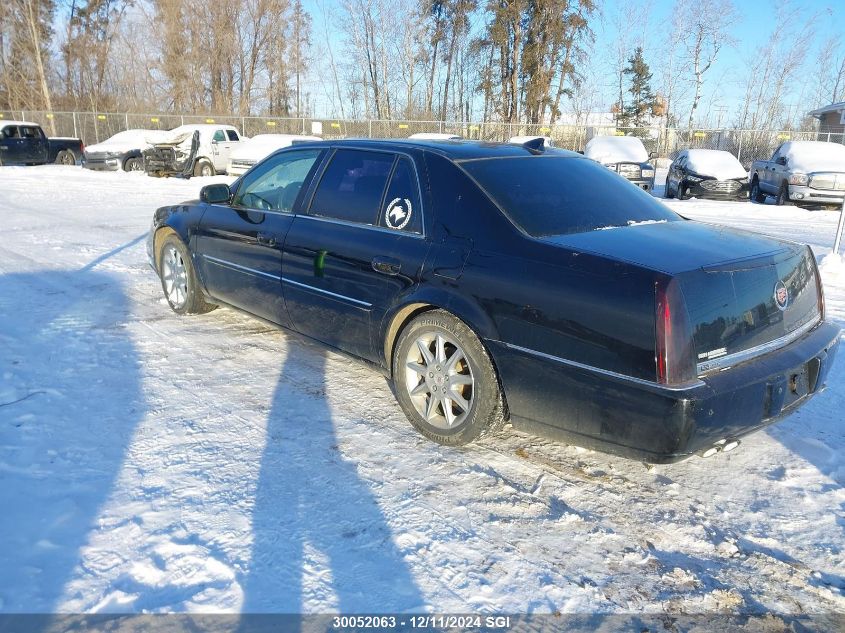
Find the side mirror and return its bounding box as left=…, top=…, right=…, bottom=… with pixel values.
left=200, top=183, right=231, bottom=204
left=649, top=151, right=658, bottom=159
left=776, top=156, right=787, bottom=165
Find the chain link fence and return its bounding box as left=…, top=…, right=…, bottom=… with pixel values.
left=2, top=109, right=843, bottom=167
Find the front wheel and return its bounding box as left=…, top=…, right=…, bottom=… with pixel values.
left=123, top=156, right=143, bottom=172
left=664, top=179, right=675, bottom=199
left=157, top=234, right=216, bottom=315
left=677, top=182, right=687, bottom=200
left=750, top=178, right=766, bottom=203
left=194, top=159, right=215, bottom=177
left=392, top=310, right=505, bottom=446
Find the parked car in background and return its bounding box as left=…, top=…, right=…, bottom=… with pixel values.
left=83, top=129, right=166, bottom=172
left=750, top=141, right=845, bottom=208
left=584, top=135, right=656, bottom=191
left=509, top=135, right=555, bottom=148
left=666, top=149, right=749, bottom=200
left=0, top=120, right=84, bottom=166
left=143, top=124, right=243, bottom=177
left=227, top=133, right=322, bottom=176
left=147, top=139, right=839, bottom=463
left=408, top=132, right=461, bottom=140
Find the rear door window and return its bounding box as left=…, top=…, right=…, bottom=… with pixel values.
left=309, top=149, right=393, bottom=225
left=378, top=156, right=422, bottom=234
left=2, top=126, right=20, bottom=138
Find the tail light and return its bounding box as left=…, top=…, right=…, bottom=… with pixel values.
left=655, top=278, right=697, bottom=385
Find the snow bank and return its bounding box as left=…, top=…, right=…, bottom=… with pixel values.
left=584, top=135, right=648, bottom=164
left=781, top=141, right=845, bottom=173
left=819, top=252, right=845, bottom=278
left=684, top=149, right=746, bottom=180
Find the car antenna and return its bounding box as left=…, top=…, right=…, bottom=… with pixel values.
left=522, top=137, right=545, bottom=153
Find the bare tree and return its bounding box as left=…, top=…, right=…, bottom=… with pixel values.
left=674, top=0, right=735, bottom=129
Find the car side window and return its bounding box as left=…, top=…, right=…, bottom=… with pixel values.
left=226, top=130, right=239, bottom=141
left=309, top=149, right=393, bottom=225
left=378, top=156, right=422, bottom=234
left=2, top=126, right=19, bottom=138
left=20, top=126, right=38, bottom=139
left=232, top=149, right=323, bottom=213
left=213, top=130, right=226, bottom=142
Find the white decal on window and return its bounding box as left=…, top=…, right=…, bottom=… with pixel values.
left=385, top=197, right=412, bottom=230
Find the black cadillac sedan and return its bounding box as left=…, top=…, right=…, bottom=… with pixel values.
left=147, top=139, right=840, bottom=463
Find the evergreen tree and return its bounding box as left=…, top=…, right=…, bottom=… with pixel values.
left=621, top=46, right=656, bottom=127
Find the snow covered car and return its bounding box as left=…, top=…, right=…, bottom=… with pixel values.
left=407, top=132, right=461, bottom=140
left=227, top=134, right=322, bottom=177
left=83, top=129, right=166, bottom=172
left=584, top=135, right=656, bottom=191
left=750, top=141, right=845, bottom=208
left=509, top=135, right=555, bottom=148
left=666, top=149, right=749, bottom=200
left=143, top=124, right=243, bottom=177
left=148, top=139, right=840, bottom=463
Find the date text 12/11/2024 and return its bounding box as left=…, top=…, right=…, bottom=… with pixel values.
left=331, top=615, right=513, bottom=630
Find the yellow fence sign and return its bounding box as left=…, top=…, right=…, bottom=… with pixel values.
left=331, top=122, right=341, bottom=129
left=777, top=133, right=791, bottom=140
left=266, top=121, right=277, bottom=127
left=693, top=131, right=706, bottom=138
left=97, top=115, right=107, bottom=120
left=205, top=118, right=215, bottom=123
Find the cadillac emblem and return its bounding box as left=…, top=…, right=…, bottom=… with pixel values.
left=774, top=280, right=789, bottom=311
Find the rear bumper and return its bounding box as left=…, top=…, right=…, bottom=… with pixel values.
left=488, top=320, right=841, bottom=463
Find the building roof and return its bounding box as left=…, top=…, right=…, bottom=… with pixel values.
left=808, top=102, right=845, bottom=117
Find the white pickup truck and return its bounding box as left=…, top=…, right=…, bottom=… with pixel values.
left=749, top=140, right=845, bottom=208
left=143, top=124, right=243, bottom=177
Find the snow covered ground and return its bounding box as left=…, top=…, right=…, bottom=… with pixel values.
left=0, top=166, right=843, bottom=619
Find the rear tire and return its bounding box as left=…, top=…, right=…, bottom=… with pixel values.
left=157, top=234, right=216, bottom=315
left=55, top=150, right=75, bottom=166
left=392, top=309, right=505, bottom=446
left=194, top=159, right=215, bottom=177
left=750, top=178, right=766, bottom=203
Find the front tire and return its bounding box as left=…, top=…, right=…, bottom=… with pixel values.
left=664, top=179, right=675, bottom=199
left=392, top=310, right=505, bottom=446
left=776, top=182, right=791, bottom=206
left=157, top=234, right=216, bottom=315
left=194, top=159, right=215, bottom=177
left=123, top=156, right=143, bottom=172
left=677, top=182, right=687, bottom=200
left=750, top=178, right=766, bottom=203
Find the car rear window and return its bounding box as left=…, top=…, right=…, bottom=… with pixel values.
left=461, top=156, right=680, bottom=237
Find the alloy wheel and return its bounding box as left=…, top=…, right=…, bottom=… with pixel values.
left=161, top=245, right=189, bottom=309
left=404, top=332, right=475, bottom=430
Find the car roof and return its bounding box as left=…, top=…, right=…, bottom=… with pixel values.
left=1, top=120, right=40, bottom=127
left=289, top=137, right=581, bottom=161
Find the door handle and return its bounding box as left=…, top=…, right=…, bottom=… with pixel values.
left=372, top=256, right=401, bottom=276
left=257, top=232, right=276, bottom=247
